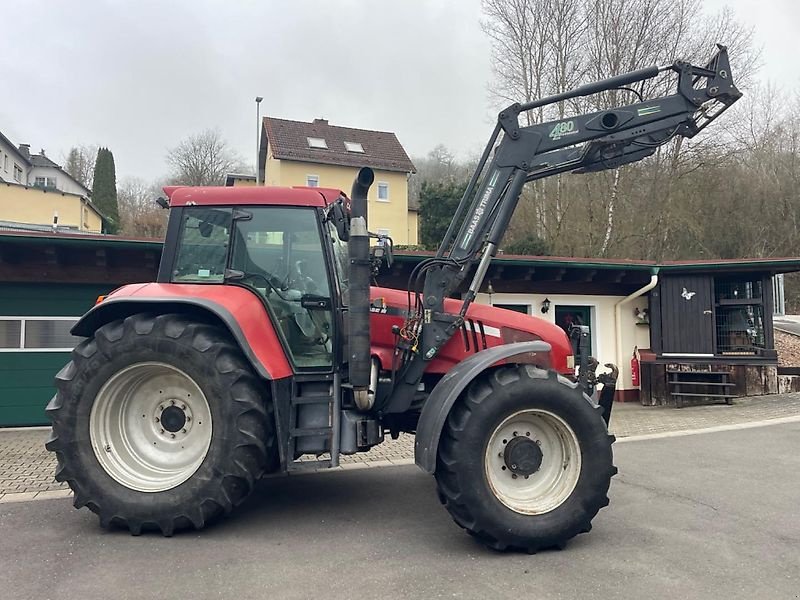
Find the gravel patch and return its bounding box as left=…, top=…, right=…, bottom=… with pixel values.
left=775, top=329, right=800, bottom=367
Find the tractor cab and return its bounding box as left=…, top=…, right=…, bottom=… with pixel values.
left=160, top=185, right=351, bottom=370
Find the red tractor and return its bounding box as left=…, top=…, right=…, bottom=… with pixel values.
left=46, top=47, right=739, bottom=551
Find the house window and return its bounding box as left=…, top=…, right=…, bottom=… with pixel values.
left=306, top=175, right=319, bottom=187
left=3, top=154, right=7, bottom=171
left=13, top=164, right=23, bottom=182
left=307, top=137, right=328, bottom=149
left=34, top=176, right=57, bottom=188
left=344, top=141, right=364, bottom=153
left=494, top=304, right=530, bottom=315
left=377, top=182, right=389, bottom=201
left=714, top=277, right=767, bottom=355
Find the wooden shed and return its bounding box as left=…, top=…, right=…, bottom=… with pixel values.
left=642, top=259, right=800, bottom=406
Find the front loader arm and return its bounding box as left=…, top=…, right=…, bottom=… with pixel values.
left=382, top=45, right=740, bottom=413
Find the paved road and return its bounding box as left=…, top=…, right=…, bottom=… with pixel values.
left=6, top=393, right=800, bottom=498
left=774, top=317, right=800, bottom=336
left=1, top=422, right=798, bottom=600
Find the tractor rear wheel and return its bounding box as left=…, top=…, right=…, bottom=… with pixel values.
left=45, top=313, right=277, bottom=536
left=435, top=365, right=616, bottom=552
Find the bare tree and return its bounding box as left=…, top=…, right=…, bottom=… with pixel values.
left=408, top=144, right=476, bottom=208
left=117, top=177, right=169, bottom=238
left=166, top=129, right=249, bottom=186
left=63, top=145, right=98, bottom=189
left=482, top=0, right=757, bottom=257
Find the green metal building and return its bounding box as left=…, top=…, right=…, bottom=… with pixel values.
left=0, top=230, right=161, bottom=426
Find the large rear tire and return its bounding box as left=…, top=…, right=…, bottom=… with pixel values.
left=45, top=313, right=278, bottom=536
left=435, top=365, right=616, bottom=552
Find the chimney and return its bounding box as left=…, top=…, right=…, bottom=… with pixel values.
left=18, top=144, right=30, bottom=159
left=313, top=118, right=328, bottom=126
left=40, top=148, right=46, bottom=157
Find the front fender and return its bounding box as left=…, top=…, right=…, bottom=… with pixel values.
left=414, top=341, right=552, bottom=473
left=72, top=283, right=292, bottom=380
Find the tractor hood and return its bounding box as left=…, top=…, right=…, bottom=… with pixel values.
left=369, top=286, right=573, bottom=375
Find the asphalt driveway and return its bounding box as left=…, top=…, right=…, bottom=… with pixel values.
left=1, top=422, right=798, bottom=600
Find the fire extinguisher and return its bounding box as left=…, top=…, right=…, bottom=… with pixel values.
left=631, top=347, right=640, bottom=388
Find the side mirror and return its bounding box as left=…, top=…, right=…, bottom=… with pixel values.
left=330, top=198, right=350, bottom=241
left=370, top=235, right=393, bottom=275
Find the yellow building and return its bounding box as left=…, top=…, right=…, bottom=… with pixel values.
left=0, top=182, right=104, bottom=233
left=0, top=130, right=105, bottom=233
left=256, top=117, right=417, bottom=245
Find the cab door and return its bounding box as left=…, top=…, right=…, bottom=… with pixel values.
left=228, top=206, right=337, bottom=370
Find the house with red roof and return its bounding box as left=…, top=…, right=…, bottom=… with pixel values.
left=252, top=117, right=418, bottom=245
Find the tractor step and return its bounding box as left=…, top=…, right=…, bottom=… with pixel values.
left=286, top=373, right=340, bottom=472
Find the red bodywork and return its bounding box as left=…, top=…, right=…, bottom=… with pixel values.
left=370, top=287, right=573, bottom=376
left=165, top=185, right=344, bottom=208
left=99, top=282, right=572, bottom=380
left=101, top=283, right=293, bottom=379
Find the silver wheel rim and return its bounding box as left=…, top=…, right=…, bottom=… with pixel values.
left=484, top=409, right=581, bottom=515
left=89, top=362, right=212, bottom=493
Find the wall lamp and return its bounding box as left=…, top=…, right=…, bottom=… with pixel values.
left=541, top=298, right=551, bottom=314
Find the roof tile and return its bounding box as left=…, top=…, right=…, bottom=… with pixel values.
left=264, top=117, right=416, bottom=174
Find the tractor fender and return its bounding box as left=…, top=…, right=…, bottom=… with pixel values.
left=71, top=288, right=292, bottom=380
left=414, top=341, right=552, bottom=474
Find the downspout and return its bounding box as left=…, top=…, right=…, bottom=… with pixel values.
left=614, top=269, right=659, bottom=391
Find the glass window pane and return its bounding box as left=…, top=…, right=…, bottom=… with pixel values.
left=24, top=320, right=81, bottom=349
left=307, top=137, right=328, bottom=149
left=0, top=320, right=22, bottom=349
left=377, top=183, right=389, bottom=200
left=172, top=208, right=232, bottom=282
left=230, top=207, right=333, bottom=368
left=716, top=305, right=766, bottom=354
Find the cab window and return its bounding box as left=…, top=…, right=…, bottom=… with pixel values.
left=172, top=208, right=232, bottom=282
left=230, top=207, right=333, bottom=369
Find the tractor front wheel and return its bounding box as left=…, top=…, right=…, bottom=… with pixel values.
left=435, top=365, right=616, bottom=552
left=46, top=313, right=277, bottom=536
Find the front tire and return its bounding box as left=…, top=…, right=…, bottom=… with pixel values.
left=45, top=313, right=277, bottom=536
left=435, top=365, right=616, bottom=552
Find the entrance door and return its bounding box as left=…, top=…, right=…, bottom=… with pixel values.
left=555, top=305, right=592, bottom=358
left=660, top=275, right=715, bottom=355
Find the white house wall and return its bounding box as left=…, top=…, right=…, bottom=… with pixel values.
left=0, top=139, right=27, bottom=184
left=28, top=165, right=88, bottom=196
left=475, top=291, right=650, bottom=391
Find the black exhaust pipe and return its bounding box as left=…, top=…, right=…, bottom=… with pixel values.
left=349, top=167, right=374, bottom=409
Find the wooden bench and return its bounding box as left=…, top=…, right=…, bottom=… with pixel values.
left=667, top=370, right=735, bottom=408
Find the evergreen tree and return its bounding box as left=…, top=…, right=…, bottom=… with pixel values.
left=503, top=233, right=550, bottom=256
left=418, top=180, right=467, bottom=250
left=91, top=147, right=120, bottom=233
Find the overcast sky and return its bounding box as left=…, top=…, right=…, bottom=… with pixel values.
left=0, top=0, right=797, bottom=183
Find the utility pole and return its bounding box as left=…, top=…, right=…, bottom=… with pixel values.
left=255, top=96, right=263, bottom=185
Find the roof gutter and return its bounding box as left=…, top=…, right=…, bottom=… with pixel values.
left=614, top=269, right=659, bottom=390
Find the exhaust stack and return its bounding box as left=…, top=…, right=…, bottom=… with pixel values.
left=349, top=167, right=375, bottom=409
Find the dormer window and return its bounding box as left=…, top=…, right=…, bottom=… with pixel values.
left=344, top=141, right=364, bottom=153
left=307, top=137, right=328, bottom=149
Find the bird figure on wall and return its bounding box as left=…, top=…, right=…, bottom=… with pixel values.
left=681, top=287, right=696, bottom=300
